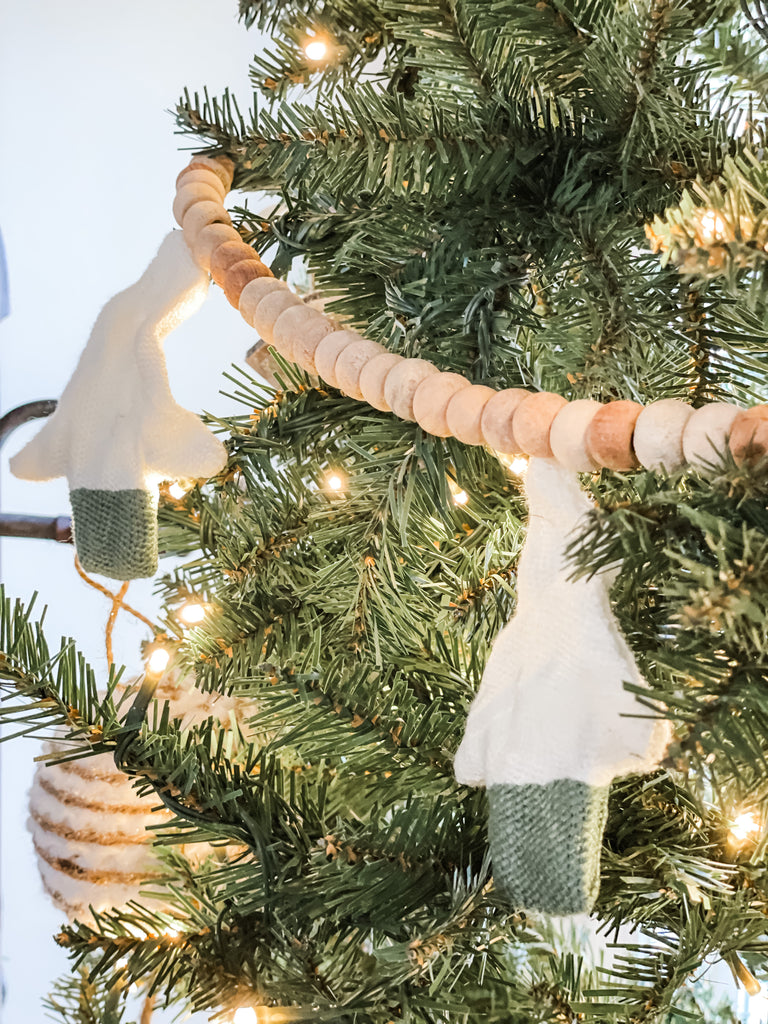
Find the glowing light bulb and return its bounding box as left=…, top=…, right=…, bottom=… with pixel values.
left=453, top=489, right=469, bottom=506
left=326, top=472, right=344, bottom=491
left=729, top=811, right=761, bottom=842
left=304, top=39, right=328, bottom=60
left=234, top=1010, right=258, bottom=1024
left=147, top=647, right=170, bottom=675
left=168, top=482, right=188, bottom=500
left=700, top=210, right=726, bottom=243
left=509, top=456, right=528, bottom=476
left=179, top=601, right=207, bottom=625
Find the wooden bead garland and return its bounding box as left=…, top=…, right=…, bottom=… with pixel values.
left=729, top=405, right=768, bottom=465
left=173, top=154, right=765, bottom=478
left=446, top=385, right=496, bottom=446
left=633, top=399, right=693, bottom=473
left=413, top=372, right=471, bottom=437
left=359, top=353, right=406, bottom=411
left=272, top=304, right=328, bottom=362
left=513, top=392, right=568, bottom=459
left=549, top=399, right=602, bottom=473
left=384, top=359, right=440, bottom=421
left=480, top=388, right=530, bottom=453
left=314, top=331, right=362, bottom=387
left=682, top=403, right=740, bottom=471
left=586, top=401, right=643, bottom=471
left=193, top=223, right=241, bottom=272
left=335, top=339, right=388, bottom=400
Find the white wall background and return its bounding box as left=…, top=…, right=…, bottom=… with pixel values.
left=0, top=3, right=263, bottom=1019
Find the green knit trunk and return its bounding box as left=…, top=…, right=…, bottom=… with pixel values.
left=70, top=488, right=158, bottom=580
left=488, top=779, right=610, bottom=915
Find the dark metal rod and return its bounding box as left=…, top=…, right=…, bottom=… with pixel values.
left=0, top=400, right=57, bottom=447
left=0, top=514, right=72, bottom=543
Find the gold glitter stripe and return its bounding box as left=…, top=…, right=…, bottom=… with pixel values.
left=33, top=836, right=163, bottom=884
left=29, top=807, right=151, bottom=846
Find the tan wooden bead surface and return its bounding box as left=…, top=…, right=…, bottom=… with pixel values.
left=549, top=399, right=602, bottom=472
left=223, top=261, right=270, bottom=308
left=585, top=400, right=643, bottom=471
left=272, top=304, right=328, bottom=361
left=479, top=388, right=530, bottom=453
left=413, top=372, right=471, bottom=437
left=682, top=403, right=740, bottom=472
left=513, top=392, right=568, bottom=458
left=182, top=200, right=232, bottom=248
left=633, top=399, right=693, bottom=473
left=210, top=240, right=258, bottom=288
left=384, top=359, right=440, bottom=421
left=191, top=222, right=241, bottom=272
left=176, top=156, right=234, bottom=191
left=335, top=339, right=388, bottom=400
left=173, top=183, right=223, bottom=227
left=445, top=384, right=496, bottom=446
left=239, top=278, right=286, bottom=326
left=175, top=167, right=227, bottom=201
left=314, top=331, right=361, bottom=387
left=252, top=289, right=304, bottom=343
left=359, top=353, right=406, bottom=412
left=729, top=405, right=768, bottom=465
left=291, top=316, right=336, bottom=374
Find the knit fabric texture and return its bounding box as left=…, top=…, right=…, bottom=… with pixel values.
left=455, top=457, right=670, bottom=916
left=489, top=781, right=609, bottom=915
left=70, top=488, right=158, bottom=579
left=10, top=232, right=227, bottom=580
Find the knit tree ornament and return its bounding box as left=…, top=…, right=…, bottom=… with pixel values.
left=10, top=231, right=227, bottom=579
left=454, top=457, right=670, bottom=916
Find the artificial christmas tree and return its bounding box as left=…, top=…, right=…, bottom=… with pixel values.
left=4, top=0, right=768, bottom=1020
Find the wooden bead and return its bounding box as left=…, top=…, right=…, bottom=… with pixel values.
left=383, top=359, right=440, bottom=421
left=272, top=304, right=328, bottom=361
left=239, top=277, right=286, bottom=326
left=479, top=388, right=530, bottom=452
left=585, top=400, right=643, bottom=471
left=252, top=289, right=303, bottom=343
left=549, top=399, right=602, bottom=472
left=175, top=167, right=227, bottom=201
left=633, top=399, right=693, bottom=473
left=359, top=353, right=406, bottom=412
left=176, top=156, right=234, bottom=191
left=210, top=240, right=258, bottom=288
left=682, top=403, right=740, bottom=472
left=291, top=314, right=335, bottom=374
left=173, top=182, right=222, bottom=226
left=412, top=372, right=471, bottom=437
left=182, top=200, right=231, bottom=248
left=445, top=385, right=496, bottom=446
left=191, top=222, right=240, bottom=272
left=314, top=331, right=361, bottom=387
left=335, top=339, right=387, bottom=400
left=729, top=405, right=768, bottom=466
left=223, top=260, right=271, bottom=308
left=513, top=392, right=568, bottom=458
